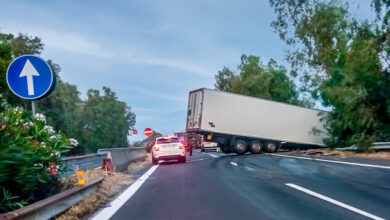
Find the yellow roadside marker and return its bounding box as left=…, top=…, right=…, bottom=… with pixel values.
left=77, top=170, right=85, bottom=185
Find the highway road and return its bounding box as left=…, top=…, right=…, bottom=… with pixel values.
left=93, top=151, right=390, bottom=220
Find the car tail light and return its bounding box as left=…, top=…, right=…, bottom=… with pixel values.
left=154, top=145, right=160, bottom=151
left=179, top=143, right=184, bottom=149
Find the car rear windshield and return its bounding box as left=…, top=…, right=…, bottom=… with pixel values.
left=157, top=138, right=180, bottom=144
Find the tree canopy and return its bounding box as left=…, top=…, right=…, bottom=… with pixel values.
left=269, top=0, right=390, bottom=148
left=215, top=54, right=314, bottom=108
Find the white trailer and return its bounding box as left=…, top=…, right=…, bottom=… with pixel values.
left=186, top=88, right=328, bottom=154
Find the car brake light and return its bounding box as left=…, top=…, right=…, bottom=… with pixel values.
left=154, top=145, right=160, bottom=151
left=179, top=143, right=184, bottom=149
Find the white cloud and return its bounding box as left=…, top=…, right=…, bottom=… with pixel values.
left=132, top=57, right=215, bottom=76
left=1, top=24, right=113, bottom=58
left=132, top=107, right=160, bottom=112
left=128, top=86, right=187, bottom=102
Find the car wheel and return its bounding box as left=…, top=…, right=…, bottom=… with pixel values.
left=152, top=154, right=158, bottom=165
left=265, top=141, right=278, bottom=153
left=233, top=140, right=247, bottom=155
left=249, top=141, right=263, bottom=154
left=179, top=156, right=186, bottom=163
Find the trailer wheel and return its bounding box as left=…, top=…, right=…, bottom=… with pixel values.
left=249, top=141, right=263, bottom=154
left=233, top=140, right=247, bottom=155
left=265, top=142, right=278, bottom=153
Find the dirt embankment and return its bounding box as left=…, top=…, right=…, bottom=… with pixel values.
left=55, top=158, right=150, bottom=220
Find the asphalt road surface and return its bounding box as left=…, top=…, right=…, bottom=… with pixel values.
left=94, top=151, right=390, bottom=220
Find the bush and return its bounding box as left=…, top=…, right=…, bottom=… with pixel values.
left=0, top=97, right=77, bottom=213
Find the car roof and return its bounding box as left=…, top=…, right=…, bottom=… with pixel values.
left=156, top=136, right=178, bottom=140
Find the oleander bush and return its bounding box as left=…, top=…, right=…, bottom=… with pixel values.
left=0, top=97, right=78, bottom=213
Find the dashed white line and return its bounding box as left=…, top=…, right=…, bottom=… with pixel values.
left=286, top=183, right=385, bottom=220
left=208, top=153, right=219, bottom=158
left=268, top=153, right=390, bottom=169
left=188, top=158, right=211, bottom=162
left=91, top=165, right=159, bottom=220
left=245, top=166, right=254, bottom=171
left=230, top=162, right=238, bottom=166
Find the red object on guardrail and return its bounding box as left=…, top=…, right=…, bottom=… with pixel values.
left=102, top=158, right=115, bottom=174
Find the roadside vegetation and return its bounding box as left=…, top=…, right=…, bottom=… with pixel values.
left=215, top=0, right=390, bottom=150
left=0, top=99, right=75, bottom=213
left=0, top=32, right=136, bottom=213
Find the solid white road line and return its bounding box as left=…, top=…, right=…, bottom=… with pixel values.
left=208, top=153, right=219, bottom=158
left=230, top=162, right=238, bottom=166
left=286, top=183, right=385, bottom=220
left=91, top=165, right=159, bottom=220
left=268, top=153, right=390, bottom=170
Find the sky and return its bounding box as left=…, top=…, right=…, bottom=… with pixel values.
left=0, top=0, right=374, bottom=142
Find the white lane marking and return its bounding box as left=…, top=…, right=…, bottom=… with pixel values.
left=268, top=153, right=390, bottom=170
left=188, top=158, right=211, bottom=162
left=208, top=153, right=219, bottom=158
left=91, top=165, right=159, bottom=220
left=286, top=183, right=385, bottom=220
left=245, top=166, right=254, bottom=171
left=230, top=162, right=238, bottom=166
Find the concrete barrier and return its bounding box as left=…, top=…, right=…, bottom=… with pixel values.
left=104, top=147, right=146, bottom=171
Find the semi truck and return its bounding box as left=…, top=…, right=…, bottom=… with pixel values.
left=185, top=88, right=328, bottom=154
left=174, top=131, right=202, bottom=151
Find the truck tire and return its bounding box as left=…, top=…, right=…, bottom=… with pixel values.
left=265, top=141, right=278, bottom=153
left=221, top=146, right=230, bottom=154
left=249, top=141, right=263, bottom=154
left=233, top=140, right=247, bottom=155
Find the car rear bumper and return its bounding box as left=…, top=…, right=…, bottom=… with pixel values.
left=154, top=150, right=185, bottom=159
left=155, top=155, right=185, bottom=160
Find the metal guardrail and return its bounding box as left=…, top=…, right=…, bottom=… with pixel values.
left=0, top=177, right=104, bottom=220
left=97, top=147, right=146, bottom=153
left=336, top=142, right=390, bottom=150
left=61, top=152, right=107, bottom=162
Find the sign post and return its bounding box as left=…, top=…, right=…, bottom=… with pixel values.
left=6, top=55, right=56, bottom=112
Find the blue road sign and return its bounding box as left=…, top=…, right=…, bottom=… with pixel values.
left=7, top=55, right=55, bottom=100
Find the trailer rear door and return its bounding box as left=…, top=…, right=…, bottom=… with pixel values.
left=186, top=89, right=203, bottom=130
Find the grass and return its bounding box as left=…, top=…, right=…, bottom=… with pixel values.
left=55, top=157, right=149, bottom=220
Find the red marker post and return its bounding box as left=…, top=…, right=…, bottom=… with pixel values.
left=144, top=128, right=153, bottom=136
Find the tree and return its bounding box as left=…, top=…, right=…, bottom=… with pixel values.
left=215, top=54, right=313, bottom=107
left=0, top=30, right=137, bottom=155
left=0, top=32, right=45, bottom=109
left=214, top=67, right=236, bottom=91
left=269, top=0, right=390, bottom=148
left=80, top=87, right=136, bottom=153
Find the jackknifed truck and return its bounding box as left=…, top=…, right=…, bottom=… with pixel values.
left=185, top=88, right=328, bottom=154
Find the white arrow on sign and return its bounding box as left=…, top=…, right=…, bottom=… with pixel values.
left=19, top=59, right=40, bottom=95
